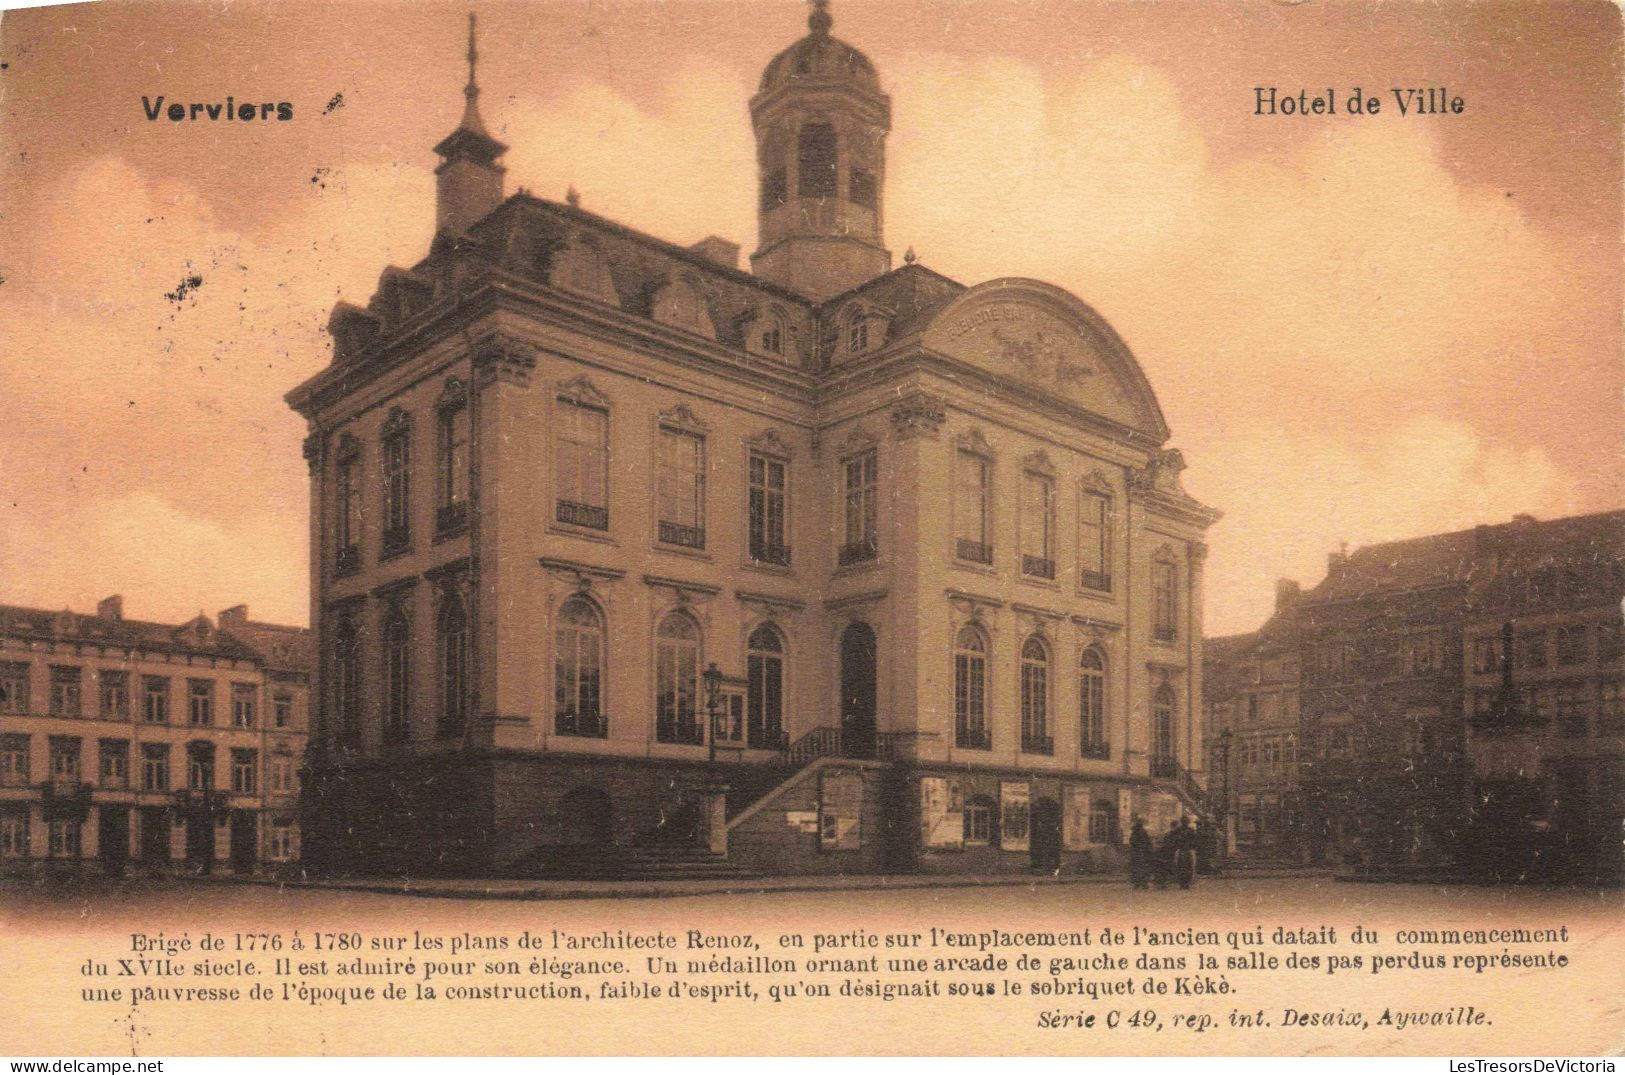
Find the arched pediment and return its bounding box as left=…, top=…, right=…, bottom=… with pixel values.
left=920, top=279, right=1170, bottom=441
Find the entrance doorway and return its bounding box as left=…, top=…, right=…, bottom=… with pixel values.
left=229, top=810, right=257, bottom=872
left=839, top=623, right=877, bottom=759
left=139, top=807, right=170, bottom=864
left=185, top=812, right=214, bottom=872
left=98, top=806, right=129, bottom=874
left=1031, top=797, right=1062, bottom=872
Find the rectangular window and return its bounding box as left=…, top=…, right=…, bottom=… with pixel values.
left=1556, top=625, right=1589, bottom=666
left=1020, top=471, right=1055, bottom=579
left=336, top=454, right=362, bottom=572
left=230, top=749, right=257, bottom=794
left=1556, top=684, right=1589, bottom=737
left=748, top=453, right=790, bottom=566
left=1599, top=681, right=1623, bottom=734
left=0, top=810, right=27, bottom=858
left=436, top=402, right=470, bottom=531
left=1518, top=630, right=1548, bottom=671
left=48, top=819, right=81, bottom=858
left=382, top=430, right=412, bottom=553
left=555, top=398, right=609, bottom=530
left=141, top=743, right=170, bottom=792
left=0, top=662, right=28, bottom=715
left=98, top=738, right=129, bottom=789
left=963, top=800, right=992, bottom=845
left=49, top=666, right=81, bottom=717
left=839, top=449, right=878, bottom=564
left=0, top=735, right=29, bottom=786
left=273, top=693, right=293, bottom=728
left=1599, top=620, right=1623, bottom=664
left=270, top=757, right=295, bottom=793
left=187, top=746, right=214, bottom=791
left=1410, top=635, right=1440, bottom=674
left=142, top=677, right=170, bottom=724
left=656, top=427, right=706, bottom=549
left=1471, top=637, right=1499, bottom=675
left=231, top=683, right=256, bottom=728
left=268, top=819, right=293, bottom=861
left=98, top=671, right=129, bottom=719
left=1078, top=491, right=1112, bottom=591
left=187, top=679, right=214, bottom=726
left=1152, top=561, right=1179, bottom=642
left=955, top=450, right=992, bottom=565
left=48, top=736, right=80, bottom=782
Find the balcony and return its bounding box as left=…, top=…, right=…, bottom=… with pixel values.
left=436, top=501, right=469, bottom=537
left=555, top=712, right=608, bottom=739
left=1081, top=739, right=1111, bottom=760
left=956, top=726, right=991, bottom=751
left=334, top=544, right=360, bottom=577
left=556, top=500, right=609, bottom=531
left=657, top=520, right=706, bottom=550
left=956, top=539, right=993, bottom=565
left=838, top=537, right=878, bottom=566
left=1079, top=569, right=1112, bottom=593
left=1020, top=734, right=1054, bottom=756
left=1022, top=555, right=1055, bottom=580
left=749, top=539, right=792, bottom=568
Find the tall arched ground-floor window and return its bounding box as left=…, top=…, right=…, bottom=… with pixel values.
left=656, top=612, right=701, bottom=745
left=746, top=624, right=785, bottom=749
left=954, top=625, right=989, bottom=750
left=1152, top=682, right=1177, bottom=776
left=555, top=597, right=605, bottom=738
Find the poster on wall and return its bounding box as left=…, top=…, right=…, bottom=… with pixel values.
left=1063, top=784, right=1092, bottom=850
left=998, top=781, right=1030, bottom=852
left=919, top=776, right=964, bottom=849
left=819, top=768, right=862, bottom=851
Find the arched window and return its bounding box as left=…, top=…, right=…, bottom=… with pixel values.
left=954, top=625, right=989, bottom=750
left=1020, top=636, right=1051, bottom=754
left=380, top=410, right=412, bottom=555
left=746, top=624, right=785, bottom=749
left=332, top=613, right=361, bottom=748
left=1152, top=682, right=1177, bottom=774
left=383, top=605, right=411, bottom=743
left=655, top=613, right=701, bottom=745
left=555, top=597, right=605, bottom=738
left=798, top=122, right=838, bottom=198
left=437, top=591, right=468, bottom=739
left=759, top=311, right=786, bottom=356
left=1080, top=648, right=1107, bottom=757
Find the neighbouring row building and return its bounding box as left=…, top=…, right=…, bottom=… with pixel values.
left=0, top=597, right=311, bottom=874
left=1205, top=510, right=1625, bottom=884
left=284, top=4, right=1220, bottom=877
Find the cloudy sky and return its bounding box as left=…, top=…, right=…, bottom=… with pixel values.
left=0, top=0, right=1619, bottom=635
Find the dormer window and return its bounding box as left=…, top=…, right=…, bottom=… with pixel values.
left=847, top=310, right=868, bottom=354
left=762, top=320, right=783, bottom=355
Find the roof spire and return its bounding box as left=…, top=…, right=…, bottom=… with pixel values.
left=808, top=0, right=832, bottom=36
left=460, top=11, right=489, bottom=136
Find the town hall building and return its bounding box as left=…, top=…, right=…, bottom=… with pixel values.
left=286, top=3, right=1221, bottom=876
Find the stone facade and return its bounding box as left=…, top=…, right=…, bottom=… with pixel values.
left=287, top=4, right=1220, bottom=877
left=0, top=598, right=311, bottom=874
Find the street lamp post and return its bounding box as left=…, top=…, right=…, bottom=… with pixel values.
left=703, top=662, right=724, bottom=768
left=1217, top=728, right=1234, bottom=859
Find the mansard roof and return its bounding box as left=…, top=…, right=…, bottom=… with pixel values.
left=0, top=602, right=272, bottom=662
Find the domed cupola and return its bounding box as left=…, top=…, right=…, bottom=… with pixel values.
left=749, top=1, right=891, bottom=300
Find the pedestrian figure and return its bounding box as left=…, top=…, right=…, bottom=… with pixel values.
left=1154, top=820, right=1179, bottom=889
left=1129, top=816, right=1153, bottom=889
left=1196, top=816, right=1218, bottom=874
left=1173, top=815, right=1198, bottom=889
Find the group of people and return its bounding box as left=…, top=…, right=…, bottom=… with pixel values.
left=1128, top=815, right=1220, bottom=889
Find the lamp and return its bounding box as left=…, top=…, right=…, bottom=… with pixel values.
left=703, top=662, right=724, bottom=765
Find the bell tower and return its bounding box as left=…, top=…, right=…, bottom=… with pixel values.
left=434, top=13, right=507, bottom=235
left=750, top=1, right=891, bottom=300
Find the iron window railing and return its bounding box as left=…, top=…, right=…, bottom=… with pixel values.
left=1081, top=739, right=1111, bottom=760
left=436, top=502, right=469, bottom=536
left=1079, top=569, right=1112, bottom=592
left=1021, top=734, right=1054, bottom=755
left=335, top=544, right=360, bottom=576
left=557, top=500, right=609, bottom=531
left=956, top=726, right=991, bottom=750
left=1022, top=555, right=1055, bottom=580
left=749, top=540, right=792, bottom=567
left=838, top=538, right=878, bottom=565
left=556, top=712, right=608, bottom=739
left=957, top=539, right=993, bottom=565
left=658, top=521, right=706, bottom=549
left=1153, top=625, right=1178, bottom=643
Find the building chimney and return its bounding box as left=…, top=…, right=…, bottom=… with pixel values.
left=96, top=595, right=123, bottom=621
left=218, top=604, right=249, bottom=629
left=688, top=236, right=741, bottom=271
left=1275, top=579, right=1301, bottom=612
left=1326, top=543, right=1348, bottom=575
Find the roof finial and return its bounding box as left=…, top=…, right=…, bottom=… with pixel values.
left=459, top=11, right=489, bottom=134
left=809, top=0, right=832, bottom=36
left=903, top=246, right=917, bottom=265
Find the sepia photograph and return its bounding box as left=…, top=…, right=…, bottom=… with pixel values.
left=0, top=0, right=1621, bottom=1058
